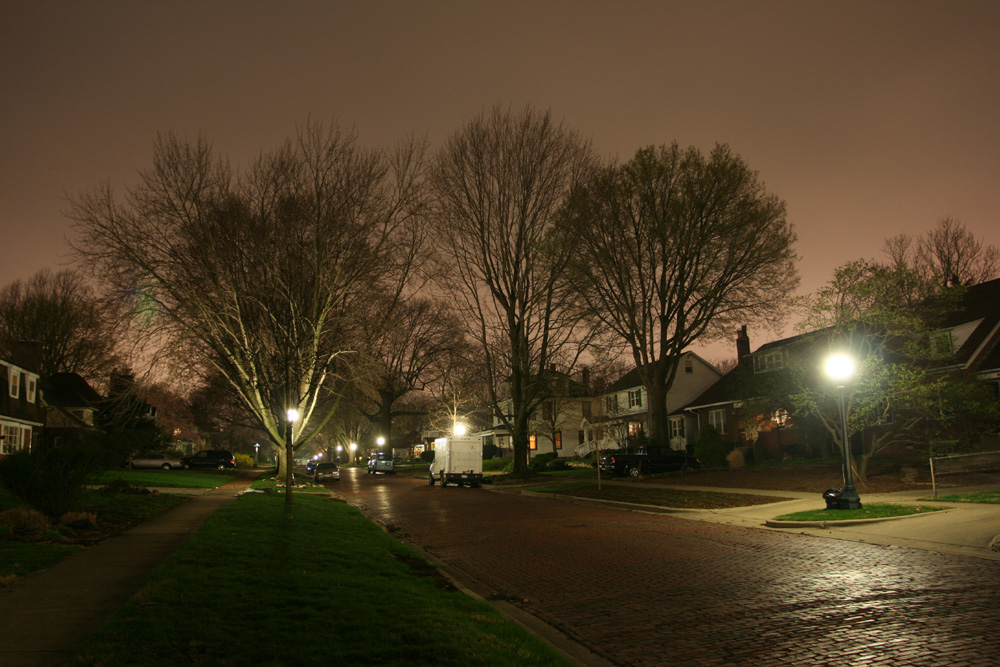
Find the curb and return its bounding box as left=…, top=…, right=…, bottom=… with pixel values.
left=764, top=508, right=955, bottom=529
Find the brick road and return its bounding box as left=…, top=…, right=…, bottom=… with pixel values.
left=337, top=468, right=1000, bottom=666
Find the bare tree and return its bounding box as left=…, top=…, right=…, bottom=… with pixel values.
left=69, top=121, right=427, bottom=500
left=884, top=216, right=999, bottom=287
left=430, top=105, right=596, bottom=475
left=355, top=294, right=467, bottom=449
left=561, top=143, right=798, bottom=447
left=0, top=269, right=121, bottom=382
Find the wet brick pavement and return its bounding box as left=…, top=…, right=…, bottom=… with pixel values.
left=338, top=469, right=1000, bottom=666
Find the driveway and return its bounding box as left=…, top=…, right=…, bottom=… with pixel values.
left=337, top=467, right=1000, bottom=667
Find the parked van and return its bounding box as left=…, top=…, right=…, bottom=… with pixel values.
left=429, top=436, right=483, bottom=487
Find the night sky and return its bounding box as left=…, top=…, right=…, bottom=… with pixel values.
left=3, top=0, right=998, bottom=361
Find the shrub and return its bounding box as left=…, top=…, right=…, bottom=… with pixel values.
left=234, top=453, right=254, bottom=469
left=0, top=507, right=51, bottom=537
left=530, top=453, right=558, bottom=471
left=483, top=458, right=513, bottom=472
left=419, top=451, right=435, bottom=464
left=752, top=437, right=767, bottom=465
left=694, top=425, right=727, bottom=468
left=482, top=443, right=499, bottom=460
left=0, top=444, right=100, bottom=517
left=726, top=447, right=746, bottom=469
left=546, top=458, right=570, bottom=471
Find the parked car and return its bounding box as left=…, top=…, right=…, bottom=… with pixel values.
left=599, top=446, right=701, bottom=478
left=180, top=449, right=236, bottom=470
left=367, top=452, right=395, bottom=474
left=314, top=462, right=340, bottom=482
left=127, top=452, right=184, bottom=470
left=305, top=459, right=321, bottom=474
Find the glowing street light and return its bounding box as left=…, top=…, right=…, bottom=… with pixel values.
left=283, top=407, right=300, bottom=501
left=825, top=354, right=862, bottom=510
left=453, top=422, right=467, bottom=436
left=349, top=442, right=357, bottom=465
left=376, top=436, right=386, bottom=448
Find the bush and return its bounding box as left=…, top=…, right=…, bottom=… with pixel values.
left=726, top=447, right=746, bottom=469
left=546, top=458, right=570, bottom=471
left=0, top=507, right=51, bottom=537
left=694, top=425, right=727, bottom=468
left=752, top=437, right=767, bottom=465
left=0, top=444, right=100, bottom=517
left=483, top=458, right=513, bottom=472
left=482, top=443, right=499, bottom=460
left=529, top=453, right=558, bottom=471
left=419, top=451, right=435, bottom=464
left=234, top=453, right=254, bottom=469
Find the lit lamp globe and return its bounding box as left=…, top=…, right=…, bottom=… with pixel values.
left=376, top=436, right=385, bottom=447
left=454, top=423, right=467, bottom=436
left=286, top=408, right=300, bottom=422
left=825, top=354, right=855, bottom=382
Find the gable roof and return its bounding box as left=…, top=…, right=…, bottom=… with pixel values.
left=940, top=278, right=1000, bottom=373
left=606, top=352, right=717, bottom=393
left=41, top=373, right=103, bottom=409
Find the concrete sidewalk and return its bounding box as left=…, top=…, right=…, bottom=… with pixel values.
left=0, top=472, right=259, bottom=667
left=528, top=481, right=1000, bottom=562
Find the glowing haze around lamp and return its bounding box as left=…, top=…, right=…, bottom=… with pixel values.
left=453, top=423, right=467, bottom=436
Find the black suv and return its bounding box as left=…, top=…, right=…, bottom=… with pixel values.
left=181, top=449, right=236, bottom=470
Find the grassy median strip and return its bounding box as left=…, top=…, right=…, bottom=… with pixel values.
left=931, top=490, right=1000, bottom=504
left=774, top=504, right=947, bottom=522
left=538, top=481, right=789, bottom=509
left=70, top=493, right=572, bottom=667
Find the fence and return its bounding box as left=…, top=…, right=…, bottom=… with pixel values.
left=929, top=450, right=1000, bottom=497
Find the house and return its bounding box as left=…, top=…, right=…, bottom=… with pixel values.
left=489, top=367, right=595, bottom=459
left=685, top=279, right=1000, bottom=458
left=930, top=277, right=1000, bottom=395
left=0, top=356, right=43, bottom=456
left=592, top=353, right=722, bottom=453
left=39, top=372, right=104, bottom=447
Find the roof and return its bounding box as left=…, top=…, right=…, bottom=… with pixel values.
left=40, top=373, right=103, bottom=409
left=942, top=278, right=1000, bottom=373
left=606, top=352, right=714, bottom=393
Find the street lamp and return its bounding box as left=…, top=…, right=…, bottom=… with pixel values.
left=825, top=354, right=862, bottom=510
left=336, top=444, right=343, bottom=463
left=254, top=442, right=259, bottom=466
left=376, top=436, right=385, bottom=448
left=349, top=442, right=357, bottom=465
left=454, top=422, right=467, bottom=436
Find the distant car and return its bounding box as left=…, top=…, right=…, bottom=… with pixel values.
left=367, top=452, right=395, bottom=474
left=127, top=452, right=184, bottom=470
left=314, top=462, right=340, bottom=482
left=180, top=449, right=236, bottom=470
left=306, top=459, right=321, bottom=474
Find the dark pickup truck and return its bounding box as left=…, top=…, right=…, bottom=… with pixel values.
left=599, top=446, right=701, bottom=478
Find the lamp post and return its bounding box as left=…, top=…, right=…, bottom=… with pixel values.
left=349, top=442, right=357, bottom=465
left=825, top=355, right=862, bottom=510
left=336, top=444, right=343, bottom=463
left=285, top=408, right=299, bottom=502
left=254, top=442, right=259, bottom=467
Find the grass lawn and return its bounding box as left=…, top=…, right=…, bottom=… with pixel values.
left=70, top=493, right=572, bottom=667
left=1, top=490, right=189, bottom=584
left=91, top=469, right=241, bottom=489
left=930, top=490, right=1000, bottom=504
left=774, top=503, right=948, bottom=522
left=537, top=481, right=789, bottom=509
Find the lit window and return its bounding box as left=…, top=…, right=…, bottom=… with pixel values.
left=529, top=435, right=537, bottom=450
left=554, top=432, right=562, bottom=450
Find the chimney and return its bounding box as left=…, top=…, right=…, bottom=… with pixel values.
left=736, top=326, right=751, bottom=363
left=581, top=366, right=590, bottom=389
left=14, top=340, right=43, bottom=374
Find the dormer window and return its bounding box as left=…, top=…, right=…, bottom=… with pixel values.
left=26, top=378, right=36, bottom=404
left=9, top=369, right=19, bottom=399
left=754, top=350, right=784, bottom=374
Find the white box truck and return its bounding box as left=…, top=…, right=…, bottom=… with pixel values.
left=429, top=435, right=483, bottom=487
